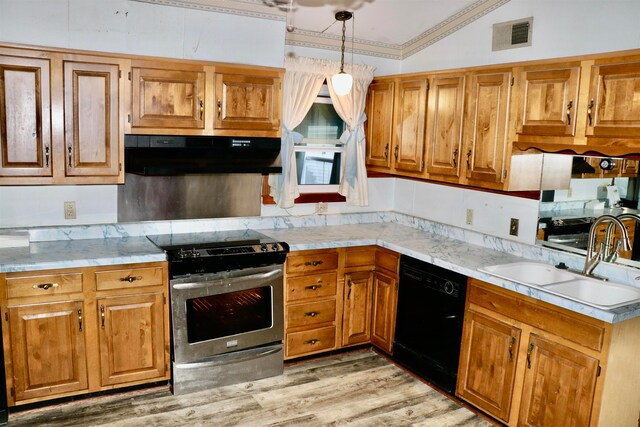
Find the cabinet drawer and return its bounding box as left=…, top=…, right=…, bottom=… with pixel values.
left=286, top=273, right=337, bottom=302
left=286, top=300, right=336, bottom=328
left=286, top=326, right=336, bottom=358
left=344, top=247, right=376, bottom=268
left=95, top=266, right=164, bottom=291
left=286, top=252, right=338, bottom=275
left=6, top=272, right=83, bottom=299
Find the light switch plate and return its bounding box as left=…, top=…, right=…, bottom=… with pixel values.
left=510, top=218, right=519, bottom=236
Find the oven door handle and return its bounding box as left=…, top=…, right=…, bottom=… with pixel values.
left=172, top=268, right=282, bottom=290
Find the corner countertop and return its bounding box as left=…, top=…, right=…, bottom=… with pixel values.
left=0, top=221, right=638, bottom=323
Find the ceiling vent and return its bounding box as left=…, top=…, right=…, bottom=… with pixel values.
left=492, top=17, right=533, bottom=51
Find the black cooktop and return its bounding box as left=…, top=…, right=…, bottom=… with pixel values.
left=147, top=229, right=278, bottom=251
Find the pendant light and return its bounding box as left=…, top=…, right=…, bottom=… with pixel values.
left=331, top=11, right=353, bottom=96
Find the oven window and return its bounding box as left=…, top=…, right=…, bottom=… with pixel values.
left=185, top=287, right=273, bottom=343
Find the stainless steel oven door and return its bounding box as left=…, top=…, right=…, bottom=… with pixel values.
left=170, top=265, right=284, bottom=364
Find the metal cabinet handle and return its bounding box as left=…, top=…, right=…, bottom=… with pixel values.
left=526, top=342, right=535, bottom=368
left=199, top=98, right=204, bottom=120
left=394, top=145, right=399, bottom=161
left=217, top=99, right=222, bottom=119
left=508, top=336, right=516, bottom=362
left=304, top=338, right=320, bottom=345
left=78, top=308, right=83, bottom=332
left=304, top=284, right=322, bottom=291
left=120, top=275, right=143, bottom=283
left=566, top=100, right=573, bottom=126
left=32, top=283, right=59, bottom=290
left=67, top=145, right=72, bottom=168
left=587, top=99, right=594, bottom=126
left=453, top=148, right=459, bottom=168
left=466, top=149, right=472, bottom=168
left=383, top=143, right=389, bottom=159
left=304, top=260, right=323, bottom=267
left=304, top=311, right=320, bottom=317
left=100, top=304, right=105, bottom=329
left=347, top=280, right=352, bottom=300
left=45, top=145, right=49, bottom=167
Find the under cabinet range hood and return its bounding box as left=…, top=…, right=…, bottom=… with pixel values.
left=124, top=135, right=282, bottom=175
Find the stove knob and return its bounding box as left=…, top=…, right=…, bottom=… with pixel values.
left=261, top=243, right=268, bottom=252
left=271, top=243, right=279, bottom=251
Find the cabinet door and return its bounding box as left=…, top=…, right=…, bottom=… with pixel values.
left=0, top=55, right=52, bottom=177
left=457, top=311, right=520, bottom=423
left=587, top=60, right=640, bottom=138
left=214, top=73, right=281, bottom=133
left=131, top=67, right=205, bottom=129
left=517, top=67, right=580, bottom=136
left=465, top=71, right=512, bottom=184
left=9, top=300, right=88, bottom=401
left=63, top=61, right=121, bottom=177
left=342, top=271, right=373, bottom=346
left=366, top=81, right=394, bottom=169
left=392, top=79, right=427, bottom=173
left=425, top=75, right=465, bottom=178
left=518, top=334, right=599, bottom=427
left=97, top=293, right=166, bottom=386
left=370, top=271, right=398, bottom=354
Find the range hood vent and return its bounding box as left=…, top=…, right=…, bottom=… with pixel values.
left=124, top=135, right=282, bottom=176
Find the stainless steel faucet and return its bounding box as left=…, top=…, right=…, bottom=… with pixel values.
left=603, top=213, right=640, bottom=263
left=583, top=215, right=632, bottom=275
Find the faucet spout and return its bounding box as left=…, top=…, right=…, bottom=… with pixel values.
left=583, top=215, right=631, bottom=276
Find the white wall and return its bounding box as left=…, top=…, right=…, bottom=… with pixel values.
left=402, top=0, right=640, bottom=73
left=393, top=179, right=540, bottom=244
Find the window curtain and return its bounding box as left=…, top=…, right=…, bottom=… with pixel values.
left=325, top=63, right=375, bottom=206
left=268, top=57, right=326, bottom=208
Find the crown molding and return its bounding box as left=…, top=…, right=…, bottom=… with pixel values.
left=133, top=0, right=511, bottom=60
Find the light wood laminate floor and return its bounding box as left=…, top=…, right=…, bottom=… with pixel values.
left=9, top=350, right=497, bottom=426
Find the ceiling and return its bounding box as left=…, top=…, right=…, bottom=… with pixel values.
left=134, top=0, right=512, bottom=59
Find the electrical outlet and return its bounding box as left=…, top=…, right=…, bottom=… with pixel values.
left=64, top=201, right=76, bottom=220
left=466, top=209, right=473, bottom=225
left=316, top=202, right=328, bottom=214
left=510, top=218, right=519, bottom=236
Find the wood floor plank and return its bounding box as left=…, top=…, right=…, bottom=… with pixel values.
left=8, top=350, right=496, bottom=427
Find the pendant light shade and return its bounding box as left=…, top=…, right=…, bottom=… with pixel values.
left=332, top=11, right=353, bottom=96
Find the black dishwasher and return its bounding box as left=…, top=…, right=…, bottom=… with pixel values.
left=393, top=255, right=467, bottom=395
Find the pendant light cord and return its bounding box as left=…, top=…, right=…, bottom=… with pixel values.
left=340, top=18, right=347, bottom=73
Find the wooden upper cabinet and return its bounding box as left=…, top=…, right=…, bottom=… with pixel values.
left=0, top=54, right=52, bottom=178
left=392, top=79, right=428, bottom=173
left=63, top=60, right=121, bottom=178
left=517, top=66, right=580, bottom=137
left=465, top=71, right=512, bottom=184
left=457, top=310, right=521, bottom=423
left=131, top=66, right=206, bottom=130
left=586, top=59, right=640, bottom=138
left=425, top=75, right=465, bottom=178
left=214, top=73, right=281, bottom=135
left=518, top=334, right=599, bottom=427
left=365, top=81, right=394, bottom=169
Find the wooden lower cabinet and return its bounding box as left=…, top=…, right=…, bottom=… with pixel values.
left=342, top=271, right=373, bottom=346
left=1, top=262, right=169, bottom=406
left=370, top=271, right=398, bottom=354
left=459, top=279, right=640, bottom=427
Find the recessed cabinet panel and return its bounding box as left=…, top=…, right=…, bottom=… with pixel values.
left=370, top=272, right=398, bottom=354
left=132, top=67, right=205, bottom=129
left=518, top=67, right=580, bottom=136
left=64, top=61, right=120, bottom=177
left=366, top=81, right=394, bottom=169
left=0, top=56, right=52, bottom=177
left=426, top=75, right=465, bottom=177
left=587, top=61, right=640, bottom=137
left=465, top=72, right=512, bottom=184
left=393, top=79, right=427, bottom=172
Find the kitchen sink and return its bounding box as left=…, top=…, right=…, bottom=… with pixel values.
left=479, top=261, right=640, bottom=310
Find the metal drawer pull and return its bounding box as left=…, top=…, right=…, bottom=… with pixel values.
left=304, top=260, right=323, bottom=267
left=33, top=283, right=59, bottom=290
left=68, top=145, right=72, bottom=168
left=217, top=99, right=222, bottom=119
left=304, top=311, right=320, bottom=317
left=100, top=304, right=105, bottom=329
left=526, top=342, right=535, bottom=368
left=78, top=309, right=83, bottom=331
left=587, top=99, right=594, bottom=126
left=466, top=149, right=472, bottom=168
left=304, top=284, right=322, bottom=291
left=508, top=336, right=516, bottom=362
left=304, top=338, right=320, bottom=345
left=383, top=143, right=389, bottom=159
left=347, top=280, right=352, bottom=300
left=566, top=100, right=573, bottom=125
left=120, top=275, right=143, bottom=283
left=452, top=148, right=459, bottom=168
left=394, top=145, right=399, bottom=161
left=45, top=145, right=49, bottom=167
left=199, top=98, right=204, bottom=120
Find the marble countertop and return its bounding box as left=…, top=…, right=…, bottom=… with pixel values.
left=0, top=221, right=638, bottom=323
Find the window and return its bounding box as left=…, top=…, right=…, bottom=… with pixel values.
left=294, top=84, right=345, bottom=193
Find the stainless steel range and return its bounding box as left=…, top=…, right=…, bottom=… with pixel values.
left=147, top=230, right=289, bottom=395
